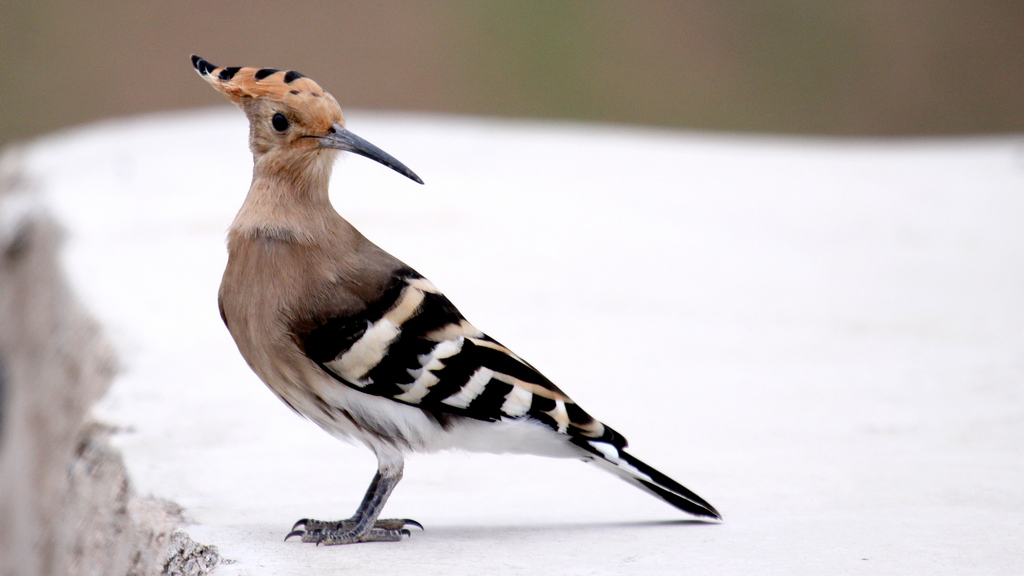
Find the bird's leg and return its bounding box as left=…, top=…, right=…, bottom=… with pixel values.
left=286, top=464, right=421, bottom=545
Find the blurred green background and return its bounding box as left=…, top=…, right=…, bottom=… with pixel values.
left=2, top=0, right=1022, bottom=148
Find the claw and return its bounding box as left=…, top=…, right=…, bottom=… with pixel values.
left=286, top=516, right=418, bottom=544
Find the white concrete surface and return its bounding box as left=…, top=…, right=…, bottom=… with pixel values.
left=21, top=109, right=1024, bottom=574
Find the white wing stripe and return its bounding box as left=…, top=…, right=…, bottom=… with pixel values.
left=442, top=367, right=494, bottom=409
left=547, top=399, right=570, bottom=434
left=325, top=319, right=399, bottom=385
left=393, top=338, right=465, bottom=404
left=324, top=284, right=427, bottom=384
left=500, top=385, right=533, bottom=417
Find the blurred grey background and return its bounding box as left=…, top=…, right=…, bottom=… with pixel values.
left=1, top=0, right=1022, bottom=148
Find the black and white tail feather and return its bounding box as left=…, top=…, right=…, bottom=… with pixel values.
left=573, top=438, right=721, bottom=519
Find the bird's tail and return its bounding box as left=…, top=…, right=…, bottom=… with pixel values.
left=573, top=436, right=721, bottom=520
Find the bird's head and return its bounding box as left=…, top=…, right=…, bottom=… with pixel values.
left=191, top=55, right=422, bottom=184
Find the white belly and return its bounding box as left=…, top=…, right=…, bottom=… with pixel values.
left=296, top=371, right=580, bottom=460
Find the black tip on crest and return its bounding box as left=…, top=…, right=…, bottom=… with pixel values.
left=254, top=68, right=279, bottom=81
left=283, top=70, right=306, bottom=83
left=191, top=55, right=216, bottom=76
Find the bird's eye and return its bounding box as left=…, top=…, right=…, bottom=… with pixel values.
left=271, top=113, right=290, bottom=132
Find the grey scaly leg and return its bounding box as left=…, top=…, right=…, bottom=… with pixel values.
left=286, top=465, right=421, bottom=545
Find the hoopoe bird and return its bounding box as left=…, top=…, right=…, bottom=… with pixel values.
left=191, top=55, right=720, bottom=545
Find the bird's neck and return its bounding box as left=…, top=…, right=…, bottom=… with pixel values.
left=253, top=148, right=336, bottom=198
left=230, top=150, right=347, bottom=244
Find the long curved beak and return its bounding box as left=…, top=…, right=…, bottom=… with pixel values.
left=316, top=123, right=423, bottom=184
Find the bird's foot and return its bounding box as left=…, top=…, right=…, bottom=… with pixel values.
left=285, top=517, right=422, bottom=544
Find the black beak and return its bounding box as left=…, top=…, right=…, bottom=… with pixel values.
left=316, top=123, right=423, bottom=184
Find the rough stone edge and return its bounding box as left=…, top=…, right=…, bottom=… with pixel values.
left=0, top=145, right=221, bottom=576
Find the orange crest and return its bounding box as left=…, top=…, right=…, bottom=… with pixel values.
left=191, top=55, right=343, bottom=129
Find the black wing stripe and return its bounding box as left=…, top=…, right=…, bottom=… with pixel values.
left=460, top=342, right=554, bottom=387
left=420, top=341, right=485, bottom=405
left=466, top=379, right=515, bottom=419
left=400, top=291, right=465, bottom=337
left=303, top=319, right=370, bottom=364
left=295, top=270, right=412, bottom=363
left=361, top=332, right=434, bottom=396
left=528, top=394, right=557, bottom=417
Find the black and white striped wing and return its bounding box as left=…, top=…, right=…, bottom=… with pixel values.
left=293, top=269, right=623, bottom=446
